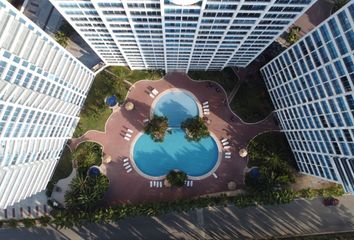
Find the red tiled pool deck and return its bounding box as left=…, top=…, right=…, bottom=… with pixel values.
left=70, top=72, right=279, bottom=206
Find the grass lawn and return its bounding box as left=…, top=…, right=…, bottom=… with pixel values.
left=230, top=80, right=273, bottom=123
left=106, top=66, right=163, bottom=84
left=73, top=71, right=129, bottom=137
left=188, top=67, right=238, bottom=95
left=46, top=146, right=73, bottom=196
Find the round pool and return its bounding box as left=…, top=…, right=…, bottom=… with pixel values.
left=133, top=129, right=219, bottom=178
left=152, top=90, right=199, bottom=127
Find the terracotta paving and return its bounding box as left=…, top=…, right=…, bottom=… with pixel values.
left=70, top=72, right=279, bottom=206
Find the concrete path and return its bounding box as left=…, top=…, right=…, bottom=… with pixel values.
left=0, top=195, right=353, bottom=239
left=51, top=169, right=77, bottom=206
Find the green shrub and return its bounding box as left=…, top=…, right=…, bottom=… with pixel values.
left=181, top=116, right=209, bottom=141
left=73, top=142, right=102, bottom=175
left=38, top=216, right=51, bottom=227
left=166, top=170, right=187, bottom=187
left=144, top=115, right=169, bottom=142
left=7, top=219, right=18, bottom=228
left=22, top=218, right=36, bottom=228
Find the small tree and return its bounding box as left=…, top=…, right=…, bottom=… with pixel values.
left=7, top=219, right=18, bottom=228
left=144, top=115, right=169, bottom=142
left=166, top=170, right=187, bottom=187
left=65, top=174, right=109, bottom=212
left=287, top=26, right=301, bottom=45
left=181, top=116, right=209, bottom=141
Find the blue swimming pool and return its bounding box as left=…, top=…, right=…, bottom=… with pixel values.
left=133, top=89, right=219, bottom=178
left=133, top=129, right=218, bottom=177
left=153, top=90, right=199, bottom=126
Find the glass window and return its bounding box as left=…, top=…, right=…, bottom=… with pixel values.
left=338, top=10, right=351, bottom=31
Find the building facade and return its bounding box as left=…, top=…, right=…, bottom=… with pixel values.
left=0, top=0, right=95, bottom=208
left=261, top=2, right=354, bottom=193
left=50, top=0, right=315, bottom=72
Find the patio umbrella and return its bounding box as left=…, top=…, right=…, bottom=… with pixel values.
left=125, top=101, right=134, bottom=111
left=239, top=148, right=248, bottom=158
left=228, top=181, right=236, bottom=190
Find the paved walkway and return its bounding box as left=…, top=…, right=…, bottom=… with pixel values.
left=70, top=72, right=278, bottom=205
left=0, top=195, right=353, bottom=239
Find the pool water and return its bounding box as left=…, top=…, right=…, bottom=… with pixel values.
left=133, top=129, right=218, bottom=177
left=153, top=90, right=199, bottom=127
left=133, top=89, right=219, bottom=178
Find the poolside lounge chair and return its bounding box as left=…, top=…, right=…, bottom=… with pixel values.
left=143, top=118, right=149, bottom=123
left=125, top=133, right=132, bottom=138
left=225, top=156, right=231, bottom=159
left=124, top=165, right=131, bottom=169
left=203, top=109, right=210, bottom=112
left=127, top=168, right=132, bottom=173
left=213, top=173, right=218, bottom=179
left=204, top=112, right=210, bottom=115
left=225, top=152, right=232, bottom=155
left=222, top=141, right=229, bottom=146
left=153, top=181, right=156, bottom=187
left=152, top=88, right=159, bottom=96
left=127, top=129, right=133, bottom=133
left=202, top=105, right=209, bottom=109
left=203, top=101, right=208, bottom=105
left=190, top=181, right=193, bottom=187
left=150, top=181, right=153, bottom=188
left=123, top=162, right=129, bottom=167
left=149, top=93, right=155, bottom=98
left=124, top=136, right=130, bottom=141
left=221, top=138, right=228, bottom=143
left=123, top=158, right=129, bottom=162
left=160, top=182, right=163, bottom=188
left=224, top=145, right=231, bottom=150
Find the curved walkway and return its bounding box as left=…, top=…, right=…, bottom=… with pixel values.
left=70, top=72, right=279, bottom=206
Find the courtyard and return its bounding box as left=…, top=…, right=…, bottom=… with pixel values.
left=68, top=72, right=278, bottom=205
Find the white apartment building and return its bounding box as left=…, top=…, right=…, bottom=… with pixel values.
left=261, top=1, right=354, bottom=193
left=0, top=0, right=95, bottom=208
left=50, top=0, right=316, bottom=72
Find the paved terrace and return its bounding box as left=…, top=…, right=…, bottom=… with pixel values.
left=70, top=72, right=279, bottom=206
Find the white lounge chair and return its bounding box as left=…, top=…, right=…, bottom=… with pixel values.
left=149, top=93, right=155, bottom=98
left=143, top=119, right=149, bottom=123
left=222, top=141, right=229, bottom=146
left=127, top=168, right=132, bottom=173
left=150, top=181, right=153, bottom=187
left=225, top=152, right=232, bottom=155
left=127, top=129, right=133, bottom=133
left=203, top=110, right=210, bottom=113
left=203, top=101, right=208, bottom=105
left=204, top=112, right=210, bottom=115
left=123, top=162, right=129, bottom=167
left=152, top=89, right=159, bottom=96
left=224, top=145, right=231, bottom=150
left=153, top=181, right=156, bottom=187
left=202, top=105, right=209, bottom=109
left=221, top=138, right=228, bottom=143
left=123, top=158, right=129, bottom=162
left=190, top=181, right=193, bottom=187
left=124, top=136, right=130, bottom=141
left=125, top=133, right=132, bottom=138
left=124, top=165, right=131, bottom=169
left=225, top=156, right=231, bottom=159
left=213, top=173, right=218, bottom=179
